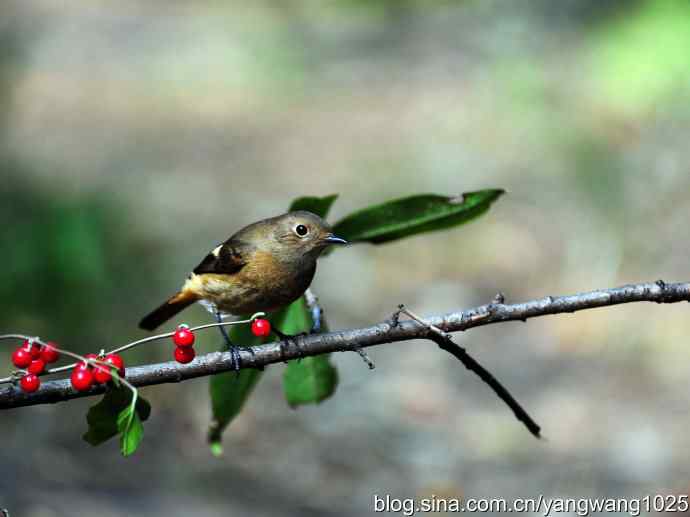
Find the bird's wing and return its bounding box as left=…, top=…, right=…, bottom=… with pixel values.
left=192, top=239, right=250, bottom=275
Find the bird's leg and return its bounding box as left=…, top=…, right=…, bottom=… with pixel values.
left=272, top=289, right=325, bottom=361
left=215, top=310, right=232, bottom=346
left=215, top=311, right=243, bottom=372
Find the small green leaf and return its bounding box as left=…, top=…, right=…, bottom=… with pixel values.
left=289, top=194, right=338, bottom=216
left=332, top=189, right=505, bottom=244
left=117, top=406, right=144, bottom=457
left=83, top=387, right=150, bottom=448
left=281, top=297, right=339, bottom=407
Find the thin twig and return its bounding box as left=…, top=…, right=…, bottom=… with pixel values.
left=1, top=280, right=689, bottom=410
left=398, top=306, right=540, bottom=438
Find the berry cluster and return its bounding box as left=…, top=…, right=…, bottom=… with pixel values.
left=172, top=325, right=196, bottom=363
left=11, top=318, right=273, bottom=394
left=12, top=340, right=60, bottom=393
left=70, top=353, right=125, bottom=392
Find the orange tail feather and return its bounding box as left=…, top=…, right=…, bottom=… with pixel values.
left=139, top=291, right=198, bottom=331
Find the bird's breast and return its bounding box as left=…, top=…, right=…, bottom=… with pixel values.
left=184, top=250, right=317, bottom=315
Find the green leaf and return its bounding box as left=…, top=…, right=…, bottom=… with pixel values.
left=207, top=305, right=301, bottom=453
left=332, top=189, right=505, bottom=244
left=117, top=405, right=144, bottom=457
left=208, top=368, right=263, bottom=455
left=288, top=194, right=338, bottom=216
left=208, top=320, right=266, bottom=454
left=279, top=295, right=312, bottom=333
left=83, top=387, right=151, bottom=449
left=284, top=355, right=338, bottom=407
left=281, top=297, right=339, bottom=407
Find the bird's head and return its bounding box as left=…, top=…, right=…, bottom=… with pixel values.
left=267, top=211, right=348, bottom=261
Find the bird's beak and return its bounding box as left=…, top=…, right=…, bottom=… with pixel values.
left=324, top=233, right=348, bottom=245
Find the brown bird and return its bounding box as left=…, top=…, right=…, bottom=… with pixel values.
left=139, top=211, right=347, bottom=351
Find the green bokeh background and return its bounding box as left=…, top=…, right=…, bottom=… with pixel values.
left=3, top=1, right=690, bottom=515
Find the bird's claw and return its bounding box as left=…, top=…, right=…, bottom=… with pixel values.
left=228, top=345, right=242, bottom=373
left=273, top=328, right=307, bottom=362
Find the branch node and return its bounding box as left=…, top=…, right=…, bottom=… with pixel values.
left=655, top=279, right=668, bottom=303
left=398, top=306, right=450, bottom=339
left=389, top=304, right=405, bottom=328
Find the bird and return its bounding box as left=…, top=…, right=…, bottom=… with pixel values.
left=139, top=211, right=347, bottom=365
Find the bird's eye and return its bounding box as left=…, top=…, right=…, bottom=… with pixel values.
left=294, top=224, right=309, bottom=237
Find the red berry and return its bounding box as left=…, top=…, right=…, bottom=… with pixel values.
left=93, top=365, right=112, bottom=384
left=22, top=340, right=42, bottom=359
left=28, top=359, right=45, bottom=375
left=104, top=354, right=125, bottom=377
left=71, top=368, right=94, bottom=391
left=174, top=346, right=195, bottom=364
left=173, top=326, right=195, bottom=347
left=11, top=348, right=32, bottom=368
left=20, top=374, right=40, bottom=393
left=41, top=342, right=60, bottom=363
left=76, top=353, right=98, bottom=371
left=251, top=318, right=271, bottom=338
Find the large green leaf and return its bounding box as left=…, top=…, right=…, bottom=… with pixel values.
left=83, top=387, right=151, bottom=454
left=332, top=189, right=505, bottom=244
left=282, top=298, right=338, bottom=406
left=284, top=354, right=338, bottom=407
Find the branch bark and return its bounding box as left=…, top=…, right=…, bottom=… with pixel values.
left=1, top=280, right=688, bottom=410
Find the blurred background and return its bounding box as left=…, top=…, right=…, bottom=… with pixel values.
left=2, top=0, right=690, bottom=515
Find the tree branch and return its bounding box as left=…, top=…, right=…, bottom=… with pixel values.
left=1, top=280, right=688, bottom=410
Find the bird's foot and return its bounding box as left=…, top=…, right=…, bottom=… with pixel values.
left=239, top=345, right=264, bottom=371
left=272, top=327, right=307, bottom=362
left=222, top=338, right=265, bottom=373
left=228, top=344, right=242, bottom=373
left=216, top=310, right=264, bottom=373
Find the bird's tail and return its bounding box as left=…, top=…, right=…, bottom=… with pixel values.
left=139, top=290, right=199, bottom=331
